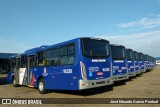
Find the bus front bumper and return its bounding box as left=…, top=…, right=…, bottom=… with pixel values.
left=112, top=74, right=129, bottom=81
left=140, top=69, right=145, bottom=73
left=128, top=72, right=136, bottom=77
left=135, top=70, right=141, bottom=75
left=142, top=69, right=146, bottom=73
left=79, top=77, right=114, bottom=90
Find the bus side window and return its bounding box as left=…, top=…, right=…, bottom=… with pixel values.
left=21, top=56, right=27, bottom=68
left=45, top=48, right=59, bottom=66
left=11, top=59, right=13, bottom=69
left=37, top=51, right=45, bottom=66
left=59, top=44, right=75, bottom=65
left=30, top=56, right=35, bottom=67
left=67, top=44, right=75, bottom=64
left=10, top=58, right=16, bottom=72
left=45, top=49, right=53, bottom=66
left=16, top=58, right=20, bottom=70
left=59, top=46, right=67, bottom=65
left=52, top=48, right=59, bottom=65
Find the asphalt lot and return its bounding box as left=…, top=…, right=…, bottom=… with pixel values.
left=0, top=66, right=160, bottom=107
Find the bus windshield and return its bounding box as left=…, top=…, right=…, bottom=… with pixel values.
left=138, top=53, right=143, bottom=61
left=111, top=46, right=126, bottom=60
left=134, top=52, right=138, bottom=61
left=81, top=38, right=110, bottom=58
left=144, top=55, right=148, bottom=61
left=126, top=49, right=133, bottom=60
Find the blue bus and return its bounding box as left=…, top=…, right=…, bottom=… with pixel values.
left=152, top=57, right=155, bottom=69
left=138, top=52, right=145, bottom=73
left=148, top=56, right=151, bottom=70
left=8, top=37, right=114, bottom=94
left=150, top=56, right=155, bottom=69
left=144, top=54, right=149, bottom=71
left=133, top=51, right=140, bottom=75
left=153, top=57, right=156, bottom=68
left=126, top=48, right=136, bottom=77
left=149, top=56, right=154, bottom=70
left=111, top=44, right=129, bottom=81
left=149, top=56, right=152, bottom=69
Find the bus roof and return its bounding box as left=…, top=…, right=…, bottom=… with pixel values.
left=138, top=52, right=143, bottom=54
left=10, top=54, right=21, bottom=58
left=110, top=44, right=125, bottom=47
left=126, top=48, right=133, bottom=50
left=24, top=45, right=49, bottom=55
left=133, top=51, right=138, bottom=53
left=19, top=37, right=110, bottom=56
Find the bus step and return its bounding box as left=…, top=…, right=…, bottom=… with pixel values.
left=28, top=85, right=34, bottom=88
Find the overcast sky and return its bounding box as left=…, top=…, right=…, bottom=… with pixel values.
left=99, top=30, right=160, bottom=57
left=0, top=0, right=160, bottom=57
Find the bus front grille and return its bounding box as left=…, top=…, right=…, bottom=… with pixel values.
left=96, top=81, right=105, bottom=85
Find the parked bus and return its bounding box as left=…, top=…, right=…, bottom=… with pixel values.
left=111, top=44, right=128, bottom=81
left=150, top=57, right=155, bottom=69
left=138, top=52, right=145, bottom=73
left=126, top=48, right=136, bottom=77
left=144, top=54, right=149, bottom=71
left=148, top=56, right=151, bottom=70
left=133, top=51, right=140, bottom=75
left=148, top=56, right=152, bottom=70
left=154, top=58, right=157, bottom=67
left=149, top=56, right=153, bottom=69
left=151, top=57, right=154, bottom=69
left=8, top=37, right=114, bottom=94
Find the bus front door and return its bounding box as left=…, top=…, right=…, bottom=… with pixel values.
left=15, top=58, right=20, bottom=84
left=27, top=55, right=35, bottom=86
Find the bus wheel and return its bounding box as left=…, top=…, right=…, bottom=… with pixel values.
left=12, top=77, right=19, bottom=87
left=38, top=78, right=47, bottom=94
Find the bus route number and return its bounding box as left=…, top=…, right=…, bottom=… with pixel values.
left=63, top=69, right=72, bottom=74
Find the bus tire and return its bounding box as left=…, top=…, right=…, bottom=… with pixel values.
left=38, top=78, right=47, bottom=94
left=12, top=77, right=19, bottom=87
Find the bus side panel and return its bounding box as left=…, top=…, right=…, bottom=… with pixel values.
left=7, top=71, right=12, bottom=83
left=32, top=67, right=43, bottom=88
left=46, top=65, right=79, bottom=90
left=33, top=40, right=81, bottom=90
left=33, top=65, right=80, bottom=90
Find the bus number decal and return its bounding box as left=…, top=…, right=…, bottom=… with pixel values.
left=113, top=66, right=119, bottom=70
left=92, top=59, right=106, bottom=62
left=63, top=69, right=72, bottom=74
left=114, top=60, right=123, bottom=63
left=102, top=68, right=110, bottom=72
left=130, top=66, right=134, bottom=68
left=121, top=67, right=126, bottom=69
left=89, top=67, right=99, bottom=72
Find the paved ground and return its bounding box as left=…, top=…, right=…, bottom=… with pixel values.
left=0, top=66, right=160, bottom=107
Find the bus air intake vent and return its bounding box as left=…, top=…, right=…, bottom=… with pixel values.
left=96, top=81, right=105, bottom=85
